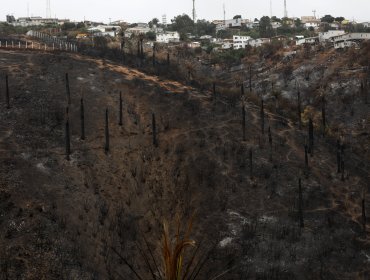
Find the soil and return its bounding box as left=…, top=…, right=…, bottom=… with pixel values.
left=0, top=48, right=369, bottom=279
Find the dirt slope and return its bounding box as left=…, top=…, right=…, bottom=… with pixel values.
left=0, top=49, right=369, bottom=279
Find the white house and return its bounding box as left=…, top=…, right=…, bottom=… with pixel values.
left=304, top=20, right=321, bottom=29
left=334, top=41, right=358, bottom=49
left=271, top=22, right=282, bottom=29
left=296, top=36, right=319, bottom=45
left=333, top=32, right=370, bottom=49
left=361, top=22, right=370, bottom=28
left=301, top=16, right=321, bottom=30
left=233, top=35, right=251, bottom=49
left=248, top=38, right=270, bottom=47
left=319, top=30, right=346, bottom=42
left=88, top=25, right=121, bottom=37
left=200, top=35, right=213, bottom=40
left=216, top=18, right=252, bottom=31
left=156, top=31, right=180, bottom=43
left=186, top=42, right=201, bottom=48
left=11, top=16, right=70, bottom=27
left=221, top=39, right=233, bottom=49
left=125, top=26, right=151, bottom=37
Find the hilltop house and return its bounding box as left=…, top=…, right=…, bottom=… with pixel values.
left=9, top=16, right=70, bottom=27
left=233, top=35, right=251, bottom=49
left=333, top=33, right=370, bottom=49
left=319, top=30, right=346, bottom=43
left=215, top=18, right=252, bottom=31
left=88, top=25, right=121, bottom=37
left=221, top=39, right=233, bottom=49
left=156, top=31, right=180, bottom=43
left=301, top=16, right=321, bottom=30
left=296, top=36, right=319, bottom=45
left=248, top=38, right=270, bottom=47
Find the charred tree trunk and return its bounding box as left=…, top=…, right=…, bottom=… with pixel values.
left=268, top=126, right=272, bottom=147
left=260, top=99, right=265, bottom=135
left=80, top=98, right=85, bottom=140
left=121, top=38, right=125, bottom=63
left=167, top=52, right=170, bottom=65
left=337, top=140, right=341, bottom=173
left=5, top=75, right=10, bottom=109
left=249, top=65, right=252, bottom=93
left=65, top=108, right=71, bottom=160
left=249, top=149, right=253, bottom=179
left=242, top=105, right=246, bottom=141
left=119, top=92, right=123, bottom=126
left=140, top=39, right=144, bottom=59
left=268, top=126, right=273, bottom=161
left=297, top=90, right=302, bottom=129
left=322, top=96, right=326, bottom=136
left=362, top=197, right=367, bottom=234
left=152, top=113, right=157, bottom=147
left=241, top=83, right=245, bottom=96
left=361, top=80, right=369, bottom=104
left=105, top=109, right=109, bottom=154
left=308, top=118, right=314, bottom=155
left=65, top=73, right=71, bottom=105
left=152, top=44, right=156, bottom=67
left=298, top=178, right=304, bottom=228
left=213, top=82, right=216, bottom=98
left=304, top=144, right=309, bottom=169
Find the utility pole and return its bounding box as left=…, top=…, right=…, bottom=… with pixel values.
left=270, top=0, right=272, bottom=18
left=223, top=3, right=226, bottom=25
left=192, top=0, right=196, bottom=23
left=46, top=0, right=51, bottom=18
left=284, top=0, right=288, bottom=18
left=312, top=10, right=317, bottom=18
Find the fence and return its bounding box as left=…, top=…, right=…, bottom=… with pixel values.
left=0, top=30, right=78, bottom=52
left=27, top=30, right=78, bottom=52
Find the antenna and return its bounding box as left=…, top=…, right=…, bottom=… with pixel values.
left=312, top=10, right=317, bottom=18
left=270, top=0, right=272, bottom=18
left=27, top=2, right=30, bottom=17
left=223, top=3, right=226, bottom=24
left=46, top=0, right=51, bottom=18
left=192, top=0, right=196, bottom=22
left=284, top=0, right=288, bottom=18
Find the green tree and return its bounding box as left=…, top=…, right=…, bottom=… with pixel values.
left=294, top=18, right=302, bottom=28
left=62, top=22, right=76, bottom=31
left=195, top=19, right=216, bottom=36
left=233, top=15, right=242, bottom=19
left=76, top=22, right=85, bottom=29
left=168, top=14, right=194, bottom=39
left=321, top=15, right=335, bottom=23
left=145, top=31, right=156, bottom=40
left=217, top=29, right=233, bottom=39
left=335, top=17, right=345, bottom=23
left=271, top=16, right=281, bottom=23
left=259, top=16, right=274, bottom=38
left=148, top=18, right=160, bottom=28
